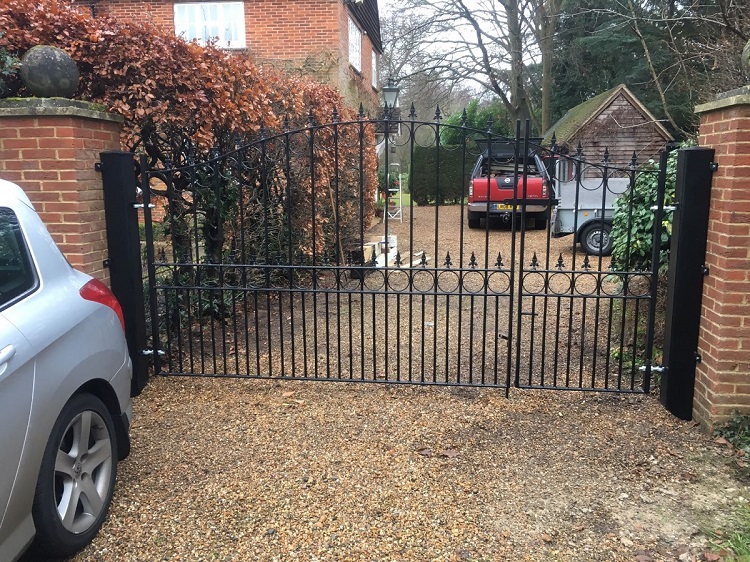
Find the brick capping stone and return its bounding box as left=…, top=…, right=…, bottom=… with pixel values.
left=695, top=85, right=750, bottom=114
left=0, top=98, right=123, bottom=285
left=693, top=91, right=750, bottom=430
left=0, top=97, right=123, bottom=123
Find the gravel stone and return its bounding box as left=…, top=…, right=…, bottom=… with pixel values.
left=64, top=377, right=745, bottom=562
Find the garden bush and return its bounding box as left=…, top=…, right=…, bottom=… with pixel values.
left=0, top=0, right=377, bottom=271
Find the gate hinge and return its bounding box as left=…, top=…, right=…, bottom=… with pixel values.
left=95, top=162, right=102, bottom=172
left=103, top=258, right=111, bottom=268
left=695, top=352, right=702, bottom=364
left=141, top=349, right=165, bottom=356
left=701, top=264, right=709, bottom=276
left=710, top=162, right=719, bottom=172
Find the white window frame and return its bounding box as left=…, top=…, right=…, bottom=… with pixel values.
left=174, top=2, right=246, bottom=49
left=348, top=17, right=362, bottom=72
left=371, top=50, right=378, bottom=89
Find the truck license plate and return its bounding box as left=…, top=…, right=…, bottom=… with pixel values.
left=491, top=203, right=513, bottom=211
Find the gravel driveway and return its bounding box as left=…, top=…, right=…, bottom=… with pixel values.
left=67, top=378, right=745, bottom=562
left=64, top=206, right=745, bottom=561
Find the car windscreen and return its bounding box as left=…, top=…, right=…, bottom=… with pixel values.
left=0, top=207, right=37, bottom=308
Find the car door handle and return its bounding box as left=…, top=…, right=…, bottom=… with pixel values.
left=0, top=344, right=16, bottom=366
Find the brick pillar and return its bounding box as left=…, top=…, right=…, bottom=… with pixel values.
left=0, top=99, right=123, bottom=284
left=693, top=87, right=750, bottom=429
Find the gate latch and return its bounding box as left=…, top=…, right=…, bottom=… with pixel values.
left=650, top=204, right=678, bottom=212
left=132, top=203, right=156, bottom=209
left=141, top=349, right=165, bottom=356
left=639, top=365, right=667, bottom=374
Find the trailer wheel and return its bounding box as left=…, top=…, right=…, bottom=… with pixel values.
left=580, top=222, right=613, bottom=256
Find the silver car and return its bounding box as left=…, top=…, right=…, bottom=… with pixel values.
left=0, top=180, right=132, bottom=560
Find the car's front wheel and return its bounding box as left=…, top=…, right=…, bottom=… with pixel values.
left=31, top=393, right=117, bottom=558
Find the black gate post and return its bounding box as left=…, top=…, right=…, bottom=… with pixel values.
left=660, top=147, right=715, bottom=420
left=99, top=150, right=149, bottom=396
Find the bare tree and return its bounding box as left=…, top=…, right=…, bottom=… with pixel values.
left=582, top=0, right=748, bottom=134
left=380, top=10, right=476, bottom=119
left=384, top=0, right=565, bottom=133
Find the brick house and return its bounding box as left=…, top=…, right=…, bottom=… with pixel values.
left=79, top=0, right=383, bottom=112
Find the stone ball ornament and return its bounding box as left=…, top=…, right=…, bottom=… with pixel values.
left=20, top=45, right=80, bottom=98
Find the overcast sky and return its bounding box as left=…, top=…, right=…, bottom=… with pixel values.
left=379, top=0, right=395, bottom=16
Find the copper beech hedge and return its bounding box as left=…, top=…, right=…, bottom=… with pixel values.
left=0, top=0, right=377, bottom=263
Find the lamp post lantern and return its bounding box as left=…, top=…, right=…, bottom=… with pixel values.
left=382, top=78, right=400, bottom=113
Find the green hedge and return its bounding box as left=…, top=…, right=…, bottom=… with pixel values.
left=611, top=148, right=681, bottom=273
left=410, top=145, right=473, bottom=206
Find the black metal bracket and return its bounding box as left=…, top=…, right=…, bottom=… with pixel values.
left=710, top=162, right=719, bottom=172
left=701, top=265, right=709, bottom=276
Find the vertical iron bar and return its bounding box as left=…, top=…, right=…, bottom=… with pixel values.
left=358, top=112, right=366, bottom=382
left=407, top=109, right=416, bottom=383
left=432, top=118, right=440, bottom=383
left=139, top=154, right=161, bottom=376
left=644, top=150, right=670, bottom=393
left=506, top=121, right=521, bottom=393
left=308, top=115, right=320, bottom=378
left=283, top=127, right=296, bottom=377
left=333, top=114, right=343, bottom=380
left=383, top=114, right=391, bottom=381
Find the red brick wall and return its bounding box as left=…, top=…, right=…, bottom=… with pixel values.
left=0, top=102, right=123, bottom=284
left=247, top=0, right=340, bottom=60
left=86, top=0, right=174, bottom=30
left=694, top=98, right=750, bottom=428
left=78, top=0, right=380, bottom=112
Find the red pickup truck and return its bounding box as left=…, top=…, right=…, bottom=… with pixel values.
left=467, top=140, right=551, bottom=229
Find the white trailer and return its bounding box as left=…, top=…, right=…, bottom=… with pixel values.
left=550, top=160, right=631, bottom=256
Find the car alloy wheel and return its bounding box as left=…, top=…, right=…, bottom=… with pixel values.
left=31, top=393, right=117, bottom=557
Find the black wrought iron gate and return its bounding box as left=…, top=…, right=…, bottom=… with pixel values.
left=128, top=114, right=668, bottom=393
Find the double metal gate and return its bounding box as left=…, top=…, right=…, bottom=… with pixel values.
left=106, top=114, right=669, bottom=394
